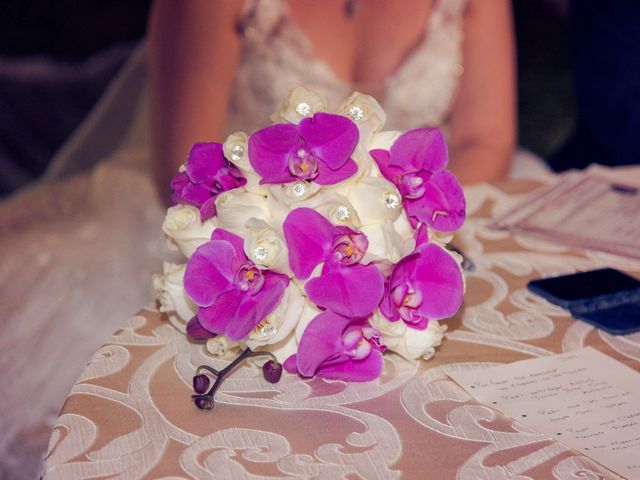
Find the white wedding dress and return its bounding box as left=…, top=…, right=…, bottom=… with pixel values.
left=0, top=1, right=546, bottom=477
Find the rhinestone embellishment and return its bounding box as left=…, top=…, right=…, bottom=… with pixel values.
left=348, top=105, right=365, bottom=121
left=253, top=246, right=268, bottom=263
left=384, top=192, right=400, bottom=209
left=335, top=205, right=351, bottom=221
left=230, top=144, right=244, bottom=162
left=295, top=102, right=311, bottom=117
left=260, top=323, right=276, bottom=337
left=292, top=182, right=307, bottom=197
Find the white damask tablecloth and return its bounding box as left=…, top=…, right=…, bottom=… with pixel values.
left=42, top=179, right=640, bottom=480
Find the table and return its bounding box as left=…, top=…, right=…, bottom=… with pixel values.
left=42, top=179, right=640, bottom=479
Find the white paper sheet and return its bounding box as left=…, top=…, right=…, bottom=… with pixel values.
left=491, top=168, right=640, bottom=260
left=449, top=348, right=640, bottom=479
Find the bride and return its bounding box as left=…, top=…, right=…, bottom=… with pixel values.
left=0, top=0, right=518, bottom=477
left=149, top=0, right=516, bottom=199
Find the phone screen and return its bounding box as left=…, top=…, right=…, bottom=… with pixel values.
left=527, top=268, right=640, bottom=307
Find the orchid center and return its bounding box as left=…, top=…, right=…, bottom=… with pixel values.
left=331, top=232, right=368, bottom=265
left=342, top=328, right=373, bottom=360
left=398, top=173, right=426, bottom=199
left=288, top=144, right=319, bottom=180
left=391, top=282, right=424, bottom=325
left=235, top=262, right=265, bottom=294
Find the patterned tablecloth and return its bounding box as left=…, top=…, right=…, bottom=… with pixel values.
left=42, top=180, right=640, bottom=480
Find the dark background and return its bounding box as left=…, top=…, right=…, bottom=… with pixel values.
left=0, top=0, right=574, bottom=196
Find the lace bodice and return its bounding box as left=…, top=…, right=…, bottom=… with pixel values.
left=227, top=0, right=467, bottom=135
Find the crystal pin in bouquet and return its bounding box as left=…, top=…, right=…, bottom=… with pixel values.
left=153, top=87, right=466, bottom=410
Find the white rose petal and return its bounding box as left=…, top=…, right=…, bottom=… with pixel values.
left=223, top=131, right=252, bottom=172
left=215, top=190, right=270, bottom=235
left=222, top=131, right=267, bottom=195
left=206, top=336, right=242, bottom=359
left=347, top=176, right=402, bottom=226
left=338, top=92, right=386, bottom=145
left=370, top=130, right=402, bottom=151
left=271, top=86, right=328, bottom=125
left=268, top=182, right=322, bottom=207
left=393, top=214, right=418, bottom=257
left=246, top=284, right=306, bottom=349
left=162, top=205, right=216, bottom=258
left=243, top=218, right=290, bottom=274
left=152, top=262, right=196, bottom=332
left=297, top=190, right=361, bottom=228
left=370, top=313, right=447, bottom=361
left=258, top=332, right=298, bottom=364
left=361, top=222, right=404, bottom=264
left=294, top=298, right=323, bottom=343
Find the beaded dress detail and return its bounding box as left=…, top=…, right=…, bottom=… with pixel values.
left=227, top=0, right=467, bottom=134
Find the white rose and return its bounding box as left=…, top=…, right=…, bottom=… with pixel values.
left=369, top=313, right=447, bottom=361
left=215, top=190, right=270, bottom=235
left=393, top=214, right=419, bottom=257
left=206, top=336, right=242, bottom=359
left=338, top=92, right=386, bottom=138
left=222, top=131, right=266, bottom=195
left=243, top=218, right=290, bottom=274
left=370, top=130, right=402, bottom=151
left=361, top=222, right=405, bottom=264
left=257, top=332, right=299, bottom=364
left=223, top=131, right=252, bottom=172
left=162, top=205, right=216, bottom=258
left=246, top=284, right=306, bottom=350
left=268, top=181, right=322, bottom=207
left=152, top=262, right=196, bottom=332
left=297, top=190, right=361, bottom=228
left=271, top=86, right=328, bottom=125
left=294, top=298, right=323, bottom=343
left=347, top=176, right=402, bottom=226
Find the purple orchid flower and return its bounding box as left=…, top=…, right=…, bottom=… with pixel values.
left=171, top=143, right=247, bottom=221
left=184, top=228, right=289, bottom=341
left=369, top=128, right=465, bottom=231
left=283, top=311, right=384, bottom=381
left=283, top=208, right=384, bottom=318
left=248, top=113, right=359, bottom=185
left=379, top=240, right=464, bottom=330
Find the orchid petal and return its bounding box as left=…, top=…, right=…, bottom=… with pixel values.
left=369, top=149, right=404, bottom=184
left=316, top=350, right=383, bottom=381
left=294, top=311, right=351, bottom=377
left=298, top=113, right=359, bottom=170
left=305, top=264, right=384, bottom=317
left=412, top=243, right=464, bottom=319
left=184, top=240, right=236, bottom=306
left=314, top=158, right=358, bottom=185
left=283, top=354, right=299, bottom=373
left=226, top=272, right=289, bottom=341
left=378, top=281, right=400, bottom=322
left=248, top=123, right=298, bottom=183
left=405, top=171, right=466, bottom=231
left=389, top=128, right=448, bottom=172
left=211, top=228, right=248, bottom=262
left=181, top=182, right=212, bottom=205
left=170, top=172, right=190, bottom=202
left=197, top=289, right=244, bottom=334
left=186, top=316, right=216, bottom=340
left=283, top=208, right=334, bottom=279
left=199, top=197, right=217, bottom=221
left=187, top=143, right=226, bottom=183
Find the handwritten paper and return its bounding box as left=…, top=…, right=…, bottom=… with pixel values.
left=491, top=168, right=640, bottom=260
left=449, top=348, right=640, bottom=479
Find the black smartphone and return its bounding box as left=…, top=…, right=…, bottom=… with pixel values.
left=527, top=268, right=640, bottom=335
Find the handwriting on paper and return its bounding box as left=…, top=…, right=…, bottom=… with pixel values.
left=448, top=348, right=640, bottom=479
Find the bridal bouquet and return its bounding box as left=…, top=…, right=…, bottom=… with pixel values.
left=154, top=87, right=466, bottom=409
